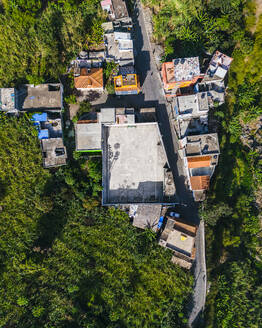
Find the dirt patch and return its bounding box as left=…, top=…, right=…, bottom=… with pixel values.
left=69, top=104, right=80, bottom=120
left=251, top=0, right=262, bottom=33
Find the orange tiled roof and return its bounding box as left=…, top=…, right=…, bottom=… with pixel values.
left=190, top=176, right=210, bottom=191
left=187, top=156, right=211, bottom=168
left=74, top=68, right=103, bottom=89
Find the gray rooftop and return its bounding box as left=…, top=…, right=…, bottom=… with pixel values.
left=41, top=138, right=67, bottom=168
left=159, top=218, right=197, bottom=259
left=98, top=107, right=116, bottom=124
left=102, top=123, right=172, bottom=205
left=75, top=108, right=135, bottom=151
left=185, top=134, right=220, bottom=156
left=18, top=84, right=63, bottom=111
left=173, top=57, right=200, bottom=82
left=75, top=123, right=102, bottom=151
left=166, top=229, right=195, bottom=257
left=105, top=33, right=134, bottom=66
left=174, top=92, right=209, bottom=118
left=131, top=204, right=162, bottom=231
left=176, top=117, right=209, bottom=139
left=0, top=88, right=17, bottom=112
left=112, top=0, right=129, bottom=20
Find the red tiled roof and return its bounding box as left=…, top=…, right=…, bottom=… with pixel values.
left=190, top=176, right=210, bottom=190
left=74, top=68, right=103, bottom=89
left=187, top=156, right=211, bottom=168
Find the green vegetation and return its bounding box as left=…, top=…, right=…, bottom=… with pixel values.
left=142, top=0, right=254, bottom=59
left=142, top=0, right=262, bottom=327
left=104, top=61, right=118, bottom=94
left=0, top=0, right=103, bottom=86
left=202, top=14, right=262, bottom=326
left=0, top=114, right=192, bottom=327
left=0, top=1, right=193, bottom=327
left=72, top=100, right=92, bottom=122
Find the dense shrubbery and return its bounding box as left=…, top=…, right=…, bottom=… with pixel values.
left=142, top=0, right=254, bottom=58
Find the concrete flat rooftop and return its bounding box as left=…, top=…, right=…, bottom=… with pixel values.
left=41, top=138, right=67, bottom=168
left=18, top=84, right=62, bottom=111
left=102, top=123, right=168, bottom=204
left=175, top=93, right=208, bottom=117
left=75, top=123, right=101, bottom=151
left=166, top=229, right=194, bottom=257
left=131, top=204, right=162, bottom=231
left=185, top=133, right=220, bottom=156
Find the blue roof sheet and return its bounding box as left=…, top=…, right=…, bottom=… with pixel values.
left=31, top=113, right=47, bottom=122
left=38, top=129, right=49, bottom=140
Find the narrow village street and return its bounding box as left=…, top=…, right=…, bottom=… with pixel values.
left=132, top=2, right=206, bottom=326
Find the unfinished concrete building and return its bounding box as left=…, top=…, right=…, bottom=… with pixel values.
left=41, top=138, right=67, bottom=168
left=175, top=117, right=209, bottom=139
left=102, top=122, right=175, bottom=205
left=130, top=204, right=162, bottom=231
left=159, top=217, right=197, bottom=269
left=101, top=0, right=130, bottom=22
left=173, top=92, right=209, bottom=120
left=104, top=29, right=134, bottom=66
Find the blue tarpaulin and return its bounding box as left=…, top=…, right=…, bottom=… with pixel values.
left=31, top=113, right=47, bottom=122
left=157, top=216, right=164, bottom=230
left=38, top=129, right=49, bottom=140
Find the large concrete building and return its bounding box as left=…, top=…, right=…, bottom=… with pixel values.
left=102, top=122, right=175, bottom=205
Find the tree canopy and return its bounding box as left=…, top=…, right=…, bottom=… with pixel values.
left=0, top=115, right=193, bottom=327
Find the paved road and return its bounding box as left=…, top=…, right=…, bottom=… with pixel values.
left=132, top=2, right=206, bottom=327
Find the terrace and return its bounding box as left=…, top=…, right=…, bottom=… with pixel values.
left=102, top=123, right=175, bottom=205
left=18, top=84, right=63, bottom=111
